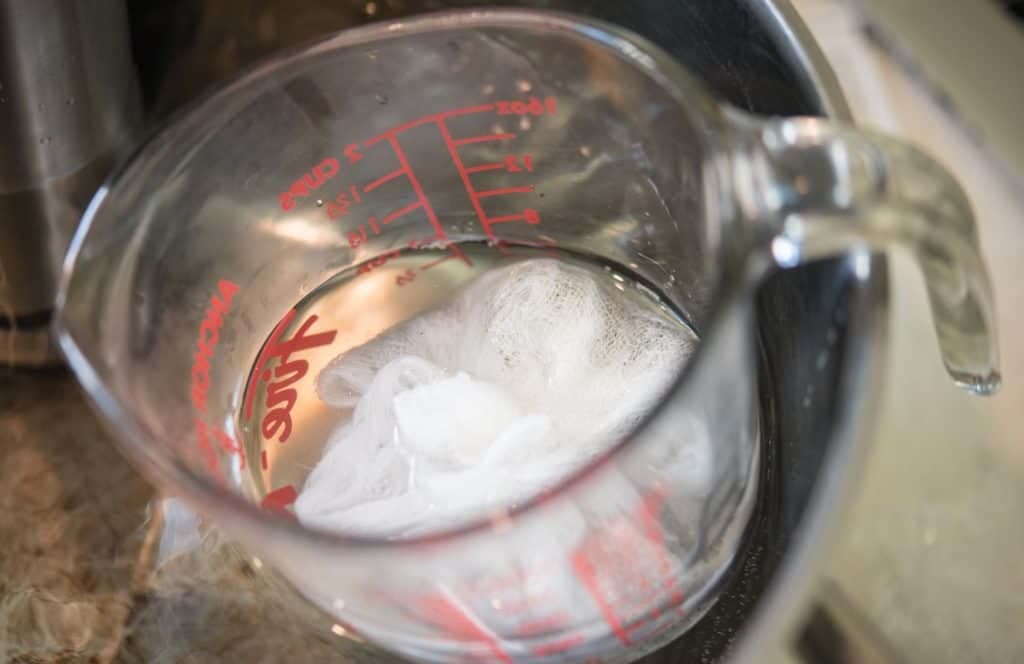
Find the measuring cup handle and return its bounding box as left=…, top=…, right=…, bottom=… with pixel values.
left=730, top=115, right=1000, bottom=395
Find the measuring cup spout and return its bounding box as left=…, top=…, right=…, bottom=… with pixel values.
left=728, top=115, right=1001, bottom=395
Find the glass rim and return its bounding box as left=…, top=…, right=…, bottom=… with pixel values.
left=56, top=8, right=742, bottom=552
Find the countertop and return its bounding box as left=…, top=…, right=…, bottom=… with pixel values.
left=0, top=374, right=392, bottom=663
left=2, top=1, right=1022, bottom=662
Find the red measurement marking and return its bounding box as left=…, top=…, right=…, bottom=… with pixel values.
left=486, top=592, right=553, bottom=618
left=214, top=428, right=245, bottom=468
left=416, top=593, right=511, bottom=664
left=487, top=209, right=541, bottom=226
left=244, top=310, right=337, bottom=443
left=570, top=485, right=684, bottom=646
left=642, top=490, right=683, bottom=604
left=419, top=252, right=459, bottom=272
left=325, top=183, right=367, bottom=220
left=290, top=101, right=553, bottom=265
left=348, top=222, right=373, bottom=248
left=357, top=248, right=402, bottom=276
left=531, top=634, right=585, bottom=657
left=416, top=247, right=467, bottom=276
left=189, top=280, right=239, bottom=415
left=380, top=201, right=423, bottom=225
left=363, top=168, right=406, bottom=193
left=383, top=134, right=471, bottom=271
left=446, top=241, right=471, bottom=266
left=364, top=103, right=497, bottom=146
left=261, top=450, right=269, bottom=470
left=326, top=193, right=352, bottom=219
left=475, top=186, right=535, bottom=199
left=193, top=419, right=220, bottom=474
left=496, top=97, right=556, bottom=116
left=453, top=132, right=517, bottom=146
left=516, top=613, right=569, bottom=635
left=437, top=118, right=540, bottom=239
left=504, top=155, right=534, bottom=173
left=464, top=161, right=507, bottom=174
left=261, top=485, right=298, bottom=517
left=363, top=116, right=437, bottom=145
left=279, top=158, right=340, bottom=211
left=281, top=100, right=554, bottom=234
left=344, top=143, right=363, bottom=164
left=437, top=120, right=496, bottom=238
left=189, top=280, right=239, bottom=474
left=395, top=267, right=417, bottom=286
left=494, top=236, right=558, bottom=260
left=460, top=563, right=559, bottom=596
left=406, top=237, right=471, bottom=273
left=441, top=103, right=498, bottom=119
left=571, top=553, right=631, bottom=646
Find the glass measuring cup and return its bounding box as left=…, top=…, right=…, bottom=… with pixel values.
left=56, top=9, right=999, bottom=663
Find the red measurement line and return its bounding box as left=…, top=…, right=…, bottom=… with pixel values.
left=447, top=242, right=472, bottom=266
left=422, top=242, right=472, bottom=269
left=453, top=132, right=516, bottom=146
left=493, top=594, right=553, bottom=618
left=421, top=592, right=511, bottom=664
left=475, top=186, right=534, bottom=199
left=493, top=236, right=559, bottom=259
left=486, top=212, right=535, bottom=225
left=437, top=119, right=496, bottom=238
left=364, top=104, right=496, bottom=146
left=640, top=488, right=685, bottom=607
left=380, top=201, right=423, bottom=225
left=419, top=252, right=458, bottom=272
left=464, top=161, right=507, bottom=174
left=571, top=552, right=632, bottom=646
left=487, top=215, right=528, bottom=225
left=440, top=103, right=496, bottom=118
left=531, top=634, right=586, bottom=657
left=243, top=309, right=297, bottom=419
left=260, top=485, right=298, bottom=517
left=214, top=429, right=244, bottom=468
left=516, top=613, right=569, bottom=635
left=363, top=168, right=405, bottom=192
left=364, top=116, right=436, bottom=146
left=384, top=135, right=449, bottom=241
left=261, top=450, right=269, bottom=470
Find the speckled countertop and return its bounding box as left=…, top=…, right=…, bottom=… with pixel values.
left=2, top=1, right=1023, bottom=663
left=0, top=372, right=399, bottom=663
left=0, top=372, right=148, bottom=663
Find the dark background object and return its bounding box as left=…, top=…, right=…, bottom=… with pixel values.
left=797, top=581, right=908, bottom=664
left=1001, top=0, right=1024, bottom=21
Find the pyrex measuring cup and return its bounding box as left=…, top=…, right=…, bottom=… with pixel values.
left=56, top=9, right=999, bottom=663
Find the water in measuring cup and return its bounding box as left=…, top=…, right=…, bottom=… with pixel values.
left=239, top=242, right=702, bottom=538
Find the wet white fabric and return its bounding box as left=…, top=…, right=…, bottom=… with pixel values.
left=294, top=259, right=697, bottom=537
